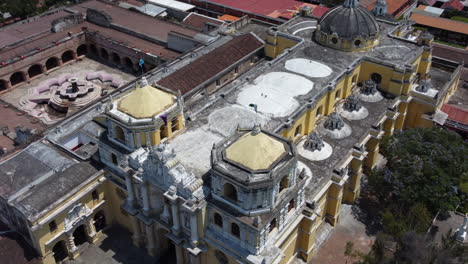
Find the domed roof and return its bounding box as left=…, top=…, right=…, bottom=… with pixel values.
left=118, top=85, right=174, bottom=119
left=318, top=0, right=379, bottom=39
left=225, top=131, right=286, bottom=171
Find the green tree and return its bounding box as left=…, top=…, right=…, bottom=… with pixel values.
left=369, top=128, right=468, bottom=216
left=4, top=0, right=39, bottom=18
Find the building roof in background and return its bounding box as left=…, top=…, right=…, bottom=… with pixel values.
left=157, top=33, right=264, bottom=95
left=442, top=104, right=468, bottom=124
left=201, top=0, right=310, bottom=19
left=217, top=14, right=239, bottom=22
left=416, top=5, right=445, bottom=16
left=73, top=0, right=199, bottom=42
left=360, top=0, right=414, bottom=17
left=148, top=0, right=195, bottom=11
left=312, top=5, right=330, bottom=18
left=432, top=43, right=468, bottom=67
left=409, top=13, right=468, bottom=35
left=421, top=0, right=437, bottom=6
left=182, top=13, right=224, bottom=31
left=441, top=0, right=464, bottom=11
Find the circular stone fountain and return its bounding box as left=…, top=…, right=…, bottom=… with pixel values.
left=49, top=77, right=101, bottom=112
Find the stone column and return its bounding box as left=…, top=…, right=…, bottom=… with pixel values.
left=126, top=131, right=135, bottom=149
left=142, top=181, right=150, bottom=216
left=171, top=202, right=180, bottom=234
left=190, top=213, right=198, bottom=246
left=85, top=218, right=97, bottom=239
left=66, top=233, right=77, bottom=253
left=131, top=216, right=142, bottom=247
left=135, top=132, right=142, bottom=148
left=189, top=253, right=201, bottom=264
left=145, top=225, right=156, bottom=256
left=125, top=173, right=135, bottom=206
left=145, top=131, right=151, bottom=146
left=175, top=244, right=184, bottom=264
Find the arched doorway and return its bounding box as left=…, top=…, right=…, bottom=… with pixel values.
left=89, top=44, right=98, bottom=56
left=0, top=79, right=7, bottom=91
left=61, top=50, right=74, bottom=64
left=76, top=44, right=87, bottom=57
left=111, top=53, right=120, bottom=64
left=123, top=57, right=133, bottom=70
left=10, top=72, right=25, bottom=86
left=72, top=225, right=87, bottom=246
left=159, top=239, right=177, bottom=263
left=100, top=48, right=109, bottom=61
left=93, top=211, right=106, bottom=232
left=46, top=57, right=59, bottom=70
left=52, top=240, right=68, bottom=263
left=28, top=64, right=43, bottom=78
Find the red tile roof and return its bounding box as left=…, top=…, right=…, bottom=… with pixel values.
left=217, top=14, right=239, bottom=22
left=409, top=13, right=468, bottom=35
left=441, top=104, right=468, bottom=124
left=441, top=0, right=464, bottom=11
left=201, top=0, right=308, bottom=18
left=182, top=13, right=223, bottom=31
left=74, top=0, right=199, bottom=42
left=312, top=6, right=330, bottom=18
left=432, top=43, right=468, bottom=67
left=360, top=0, right=414, bottom=17
left=157, top=33, right=263, bottom=95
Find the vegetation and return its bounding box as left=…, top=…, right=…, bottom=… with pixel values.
left=433, top=40, right=466, bottom=51
left=0, top=0, right=71, bottom=20
left=346, top=128, right=468, bottom=263
left=451, top=16, right=468, bottom=24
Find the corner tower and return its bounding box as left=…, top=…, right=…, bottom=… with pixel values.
left=314, top=0, right=380, bottom=51
left=206, top=125, right=311, bottom=263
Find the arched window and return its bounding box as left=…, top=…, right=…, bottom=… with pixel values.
left=371, top=73, right=382, bottom=84
left=223, top=183, right=237, bottom=202
left=214, top=213, right=223, bottom=228
left=295, top=124, right=302, bottom=137
left=288, top=199, right=295, bottom=212
left=124, top=57, right=133, bottom=69
left=115, top=126, right=125, bottom=142
left=111, top=52, right=120, bottom=64
left=28, top=64, right=43, bottom=78
left=316, top=105, right=323, bottom=117
left=77, top=44, right=87, bottom=56
left=10, top=72, right=25, bottom=86
left=231, top=222, right=240, bottom=238
left=111, top=153, right=118, bottom=165
left=335, top=89, right=341, bottom=99
left=101, top=48, right=109, bottom=60
left=45, top=57, right=59, bottom=70
left=269, top=218, right=277, bottom=233
left=0, top=79, right=8, bottom=91
left=279, top=176, right=289, bottom=193
left=89, top=44, right=98, bottom=55
left=52, top=241, right=68, bottom=263
left=61, top=50, right=74, bottom=63
left=352, top=75, right=357, bottom=84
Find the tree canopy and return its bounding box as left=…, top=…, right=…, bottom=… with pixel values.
left=369, top=127, right=467, bottom=218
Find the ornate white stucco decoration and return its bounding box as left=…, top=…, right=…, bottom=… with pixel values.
left=129, top=144, right=204, bottom=200
left=64, top=203, right=92, bottom=233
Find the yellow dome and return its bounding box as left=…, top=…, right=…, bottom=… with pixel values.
left=118, top=85, right=174, bottom=119
left=225, top=132, right=286, bottom=170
